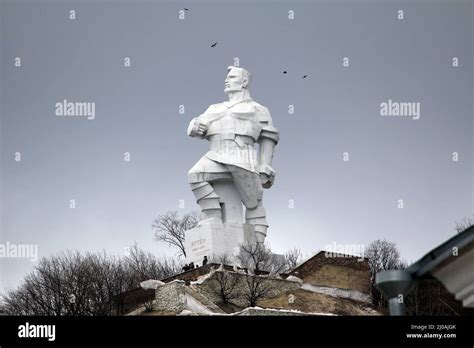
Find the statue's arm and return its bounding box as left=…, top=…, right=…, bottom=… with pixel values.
left=187, top=105, right=215, bottom=138
left=187, top=117, right=208, bottom=138
left=257, top=106, right=279, bottom=188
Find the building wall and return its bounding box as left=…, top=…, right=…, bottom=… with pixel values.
left=302, top=264, right=370, bottom=294
left=290, top=252, right=371, bottom=294
left=154, top=281, right=187, bottom=312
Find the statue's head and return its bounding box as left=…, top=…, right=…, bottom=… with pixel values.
left=224, top=66, right=251, bottom=93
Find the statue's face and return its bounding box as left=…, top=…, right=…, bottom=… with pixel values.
left=224, top=68, right=247, bottom=93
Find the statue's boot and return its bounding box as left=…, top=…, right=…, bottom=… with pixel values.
left=190, top=182, right=222, bottom=223
left=245, top=199, right=268, bottom=243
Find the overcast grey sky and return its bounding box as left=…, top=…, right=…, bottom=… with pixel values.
left=1, top=0, right=473, bottom=292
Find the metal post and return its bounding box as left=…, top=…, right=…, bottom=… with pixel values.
left=388, top=297, right=405, bottom=316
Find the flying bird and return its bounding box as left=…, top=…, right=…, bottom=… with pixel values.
left=211, top=42, right=217, bottom=47
left=283, top=70, right=287, bottom=74
left=183, top=8, right=189, bottom=11
left=303, top=75, right=308, bottom=79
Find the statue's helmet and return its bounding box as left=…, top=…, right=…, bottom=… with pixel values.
left=224, top=66, right=251, bottom=93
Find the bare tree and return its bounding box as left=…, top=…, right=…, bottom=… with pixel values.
left=152, top=211, right=199, bottom=258
left=143, top=298, right=155, bottom=313
left=1, top=251, right=125, bottom=316
left=365, top=239, right=404, bottom=308
left=210, top=253, right=232, bottom=266
left=284, top=248, right=303, bottom=271
left=238, top=243, right=286, bottom=274
left=209, top=270, right=239, bottom=305
left=405, top=278, right=474, bottom=316
left=455, top=217, right=474, bottom=234
left=1, top=247, right=181, bottom=316
left=123, top=243, right=181, bottom=286
left=242, top=274, right=274, bottom=307
left=237, top=243, right=284, bottom=307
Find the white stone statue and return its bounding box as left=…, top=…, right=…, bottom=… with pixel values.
left=184, top=66, right=279, bottom=264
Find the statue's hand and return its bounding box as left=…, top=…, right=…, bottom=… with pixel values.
left=259, top=173, right=270, bottom=188
left=196, top=122, right=208, bottom=137
left=187, top=118, right=208, bottom=138
left=259, top=165, right=276, bottom=189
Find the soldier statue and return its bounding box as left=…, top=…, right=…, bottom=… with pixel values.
left=187, top=66, right=279, bottom=244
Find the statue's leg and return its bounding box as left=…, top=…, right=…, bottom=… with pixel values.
left=188, top=156, right=231, bottom=222
left=245, top=199, right=268, bottom=243
left=227, top=165, right=268, bottom=243
left=189, top=182, right=222, bottom=221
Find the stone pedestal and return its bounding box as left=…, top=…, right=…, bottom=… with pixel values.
left=185, top=220, right=256, bottom=266
left=185, top=180, right=258, bottom=266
